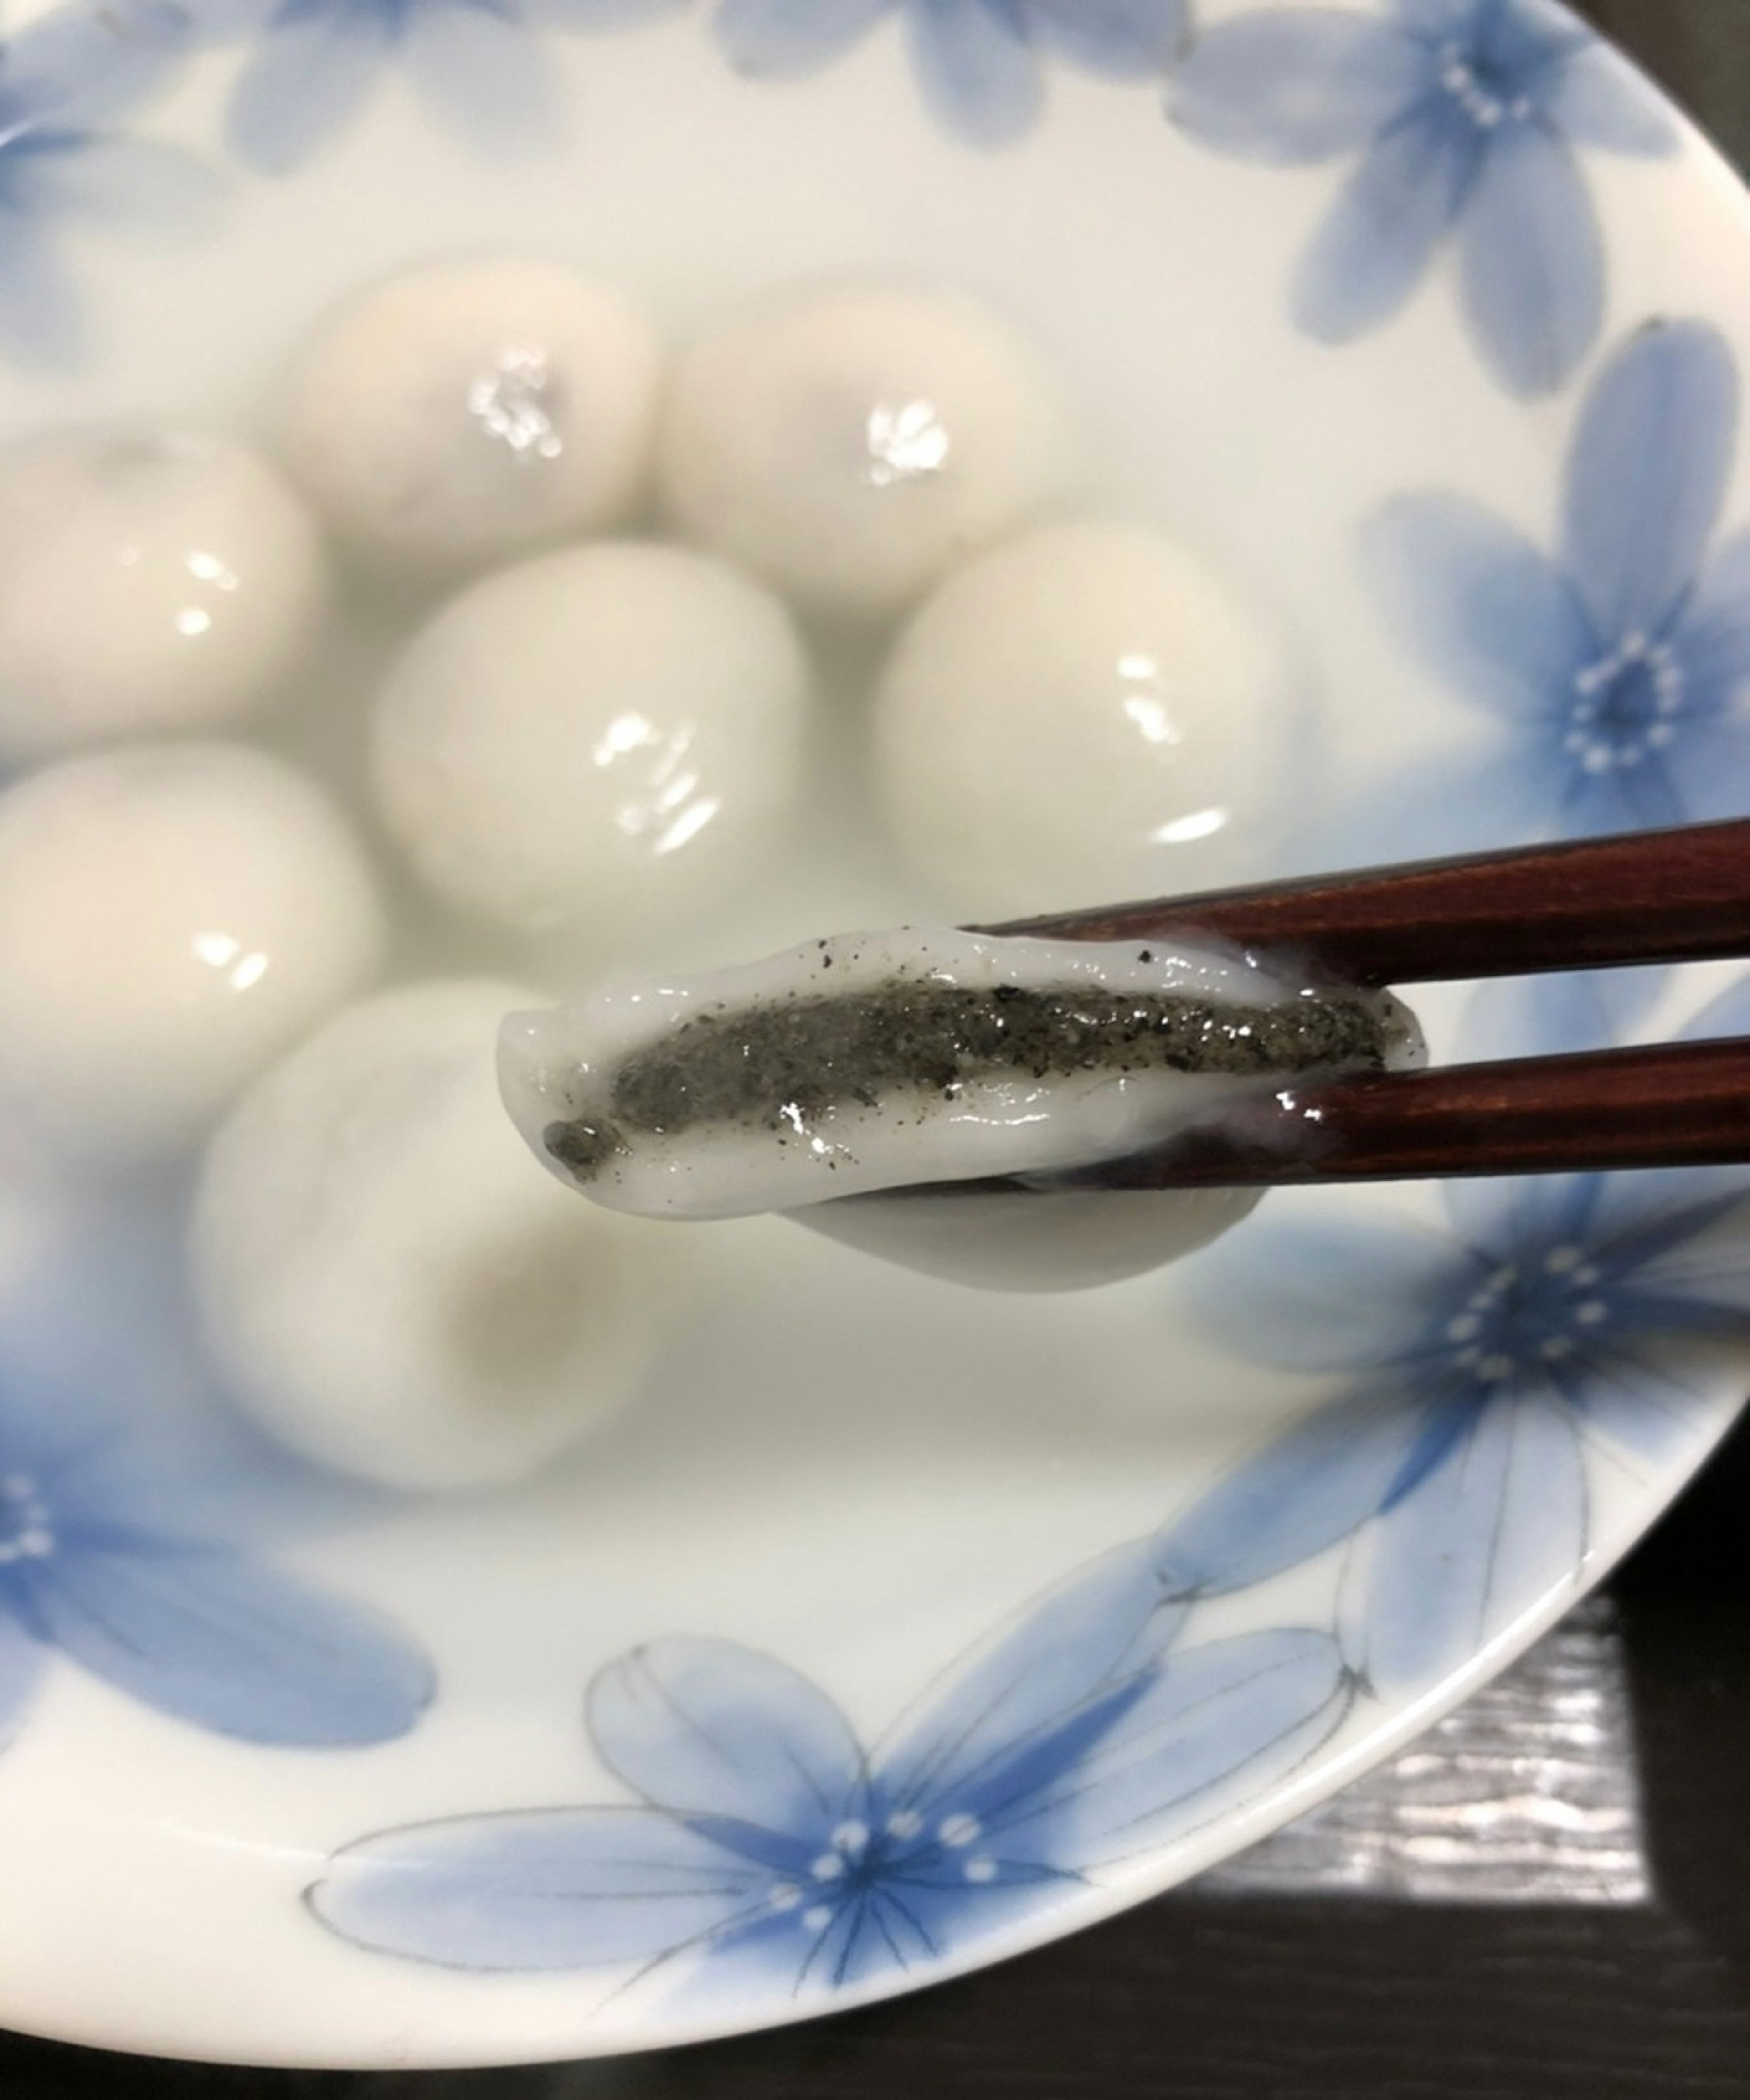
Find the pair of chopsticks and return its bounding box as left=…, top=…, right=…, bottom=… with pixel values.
left=988, top=819, right=1750, bottom=1191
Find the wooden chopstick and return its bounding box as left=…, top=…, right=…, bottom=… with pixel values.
left=993, top=817, right=1750, bottom=987
left=949, top=820, right=1750, bottom=1191
left=1056, top=1036, right=1750, bottom=1191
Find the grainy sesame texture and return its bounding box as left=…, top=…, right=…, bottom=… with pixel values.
left=544, top=978, right=1396, bottom=1182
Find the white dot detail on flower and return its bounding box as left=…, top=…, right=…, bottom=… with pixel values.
left=803, top=1906, right=834, bottom=1933
left=885, top=1809, right=923, bottom=1841
left=810, top=1852, right=846, bottom=1882
left=938, top=1813, right=982, bottom=1849
left=831, top=1821, right=871, bottom=1857
left=767, top=1882, right=802, bottom=1913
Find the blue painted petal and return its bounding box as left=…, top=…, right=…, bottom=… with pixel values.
left=875, top=1535, right=1189, bottom=1818
left=313, top=1806, right=769, bottom=1972
left=1036, top=1628, right=1349, bottom=1865
left=1563, top=1338, right=1727, bottom=1460
left=0, top=213, right=83, bottom=369
left=1458, top=122, right=1601, bottom=398
left=5, top=0, right=195, bottom=125
left=1543, top=36, right=1676, bottom=156
left=1189, top=1210, right=1472, bottom=1373
left=1671, top=528, right=1750, bottom=717
left=1456, top=966, right=1670, bottom=1064
left=1292, top=98, right=1482, bottom=343
left=1022, top=0, right=1186, bottom=78
left=1473, top=0, right=1590, bottom=81
left=402, top=5, right=564, bottom=157
left=184, top=0, right=293, bottom=38
left=587, top=1639, right=863, bottom=1836
left=539, top=0, right=689, bottom=24
left=1389, top=0, right=1482, bottom=34
left=1682, top=966, right=1750, bottom=1044
left=0, top=1612, right=46, bottom=1749
left=1314, top=736, right=1570, bottom=869
left=1153, top=1383, right=1432, bottom=1597
left=1168, top=10, right=1430, bottom=166
left=21, top=1547, right=433, bottom=1743
left=223, top=6, right=396, bottom=175
left=1364, top=491, right=1596, bottom=721
left=906, top=0, right=1042, bottom=149
left=1363, top=1392, right=1586, bottom=1693
left=1581, top=1162, right=1748, bottom=1259
left=1562, top=320, right=1740, bottom=642
left=1557, top=739, right=1692, bottom=836
left=1657, top=714, right=1750, bottom=827
left=712, top=0, right=890, bottom=76
left=1591, top=1182, right=1750, bottom=1311
left=1440, top=1169, right=1603, bottom=1262
left=10, top=137, right=225, bottom=244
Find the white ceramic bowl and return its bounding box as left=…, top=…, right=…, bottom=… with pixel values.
left=0, top=0, right=1745, bottom=2068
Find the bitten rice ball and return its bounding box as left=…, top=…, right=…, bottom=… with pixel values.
left=658, top=281, right=1077, bottom=620
left=277, top=257, right=662, bottom=580
left=192, top=979, right=673, bottom=1492
left=873, top=521, right=1289, bottom=916
left=0, top=426, right=327, bottom=760
left=0, top=744, right=385, bottom=1165
left=371, top=542, right=811, bottom=933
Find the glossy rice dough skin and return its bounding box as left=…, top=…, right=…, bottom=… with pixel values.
left=276, top=258, right=662, bottom=581
left=658, top=282, right=1078, bottom=621
left=371, top=541, right=811, bottom=934
left=192, top=979, right=674, bottom=1493
left=796, top=1182, right=1265, bottom=1294
left=0, top=744, right=385, bottom=1168
left=874, top=521, right=1291, bottom=917
left=0, top=427, right=328, bottom=760
left=502, top=927, right=1419, bottom=1223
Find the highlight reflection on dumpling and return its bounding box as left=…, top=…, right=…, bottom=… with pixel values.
left=371, top=542, right=812, bottom=935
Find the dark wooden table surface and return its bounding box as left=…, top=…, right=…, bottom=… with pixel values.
left=5, top=5, right=1748, bottom=2095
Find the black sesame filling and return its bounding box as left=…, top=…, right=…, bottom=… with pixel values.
left=543, top=978, right=1394, bottom=1184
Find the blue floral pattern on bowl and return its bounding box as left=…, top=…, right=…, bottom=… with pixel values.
left=0, top=1228, right=434, bottom=1750
left=1170, top=0, right=1677, bottom=395
left=311, top=1537, right=1348, bottom=1994
left=1359, top=318, right=1750, bottom=856
left=1153, top=968, right=1750, bottom=1693
left=712, top=0, right=1190, bottom=150
left=310, top=954, right=1750, bottom=1996
left=211, top=0, right=685, bottom=175
left=0, top=0, right=218, bottom=367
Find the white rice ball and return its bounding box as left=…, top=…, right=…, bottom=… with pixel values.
left=658, top=282, right=1076, bottom=621
left=192, top=979, right=673, bottom=1492
left=0, top=426, right=327, bottom=760
left=873, top=521, right=1290, bottom=917
left=277, top=258, right=663, bottom=580
left=0, top=744, right=385, bottom=1166
left=371, top=542, right=811, bottom=933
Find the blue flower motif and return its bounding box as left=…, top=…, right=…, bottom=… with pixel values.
left=0, top=1393, right=435, bottom=1746
left=714, top=0, right=1190, bottom=150
left=1169, top=0, right=1676, bottom=395
left=1359, top=320, right=1750, bottom=857
left=311, top=1535, right=1346, bottom=1994
left=213, top=0, right=686, bottom=175
left=1154, top=971, right=1750, bottom=1695
left=0, top=0, right=216, bottom=367
left=0, top=1218, right=434, bottom=1749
